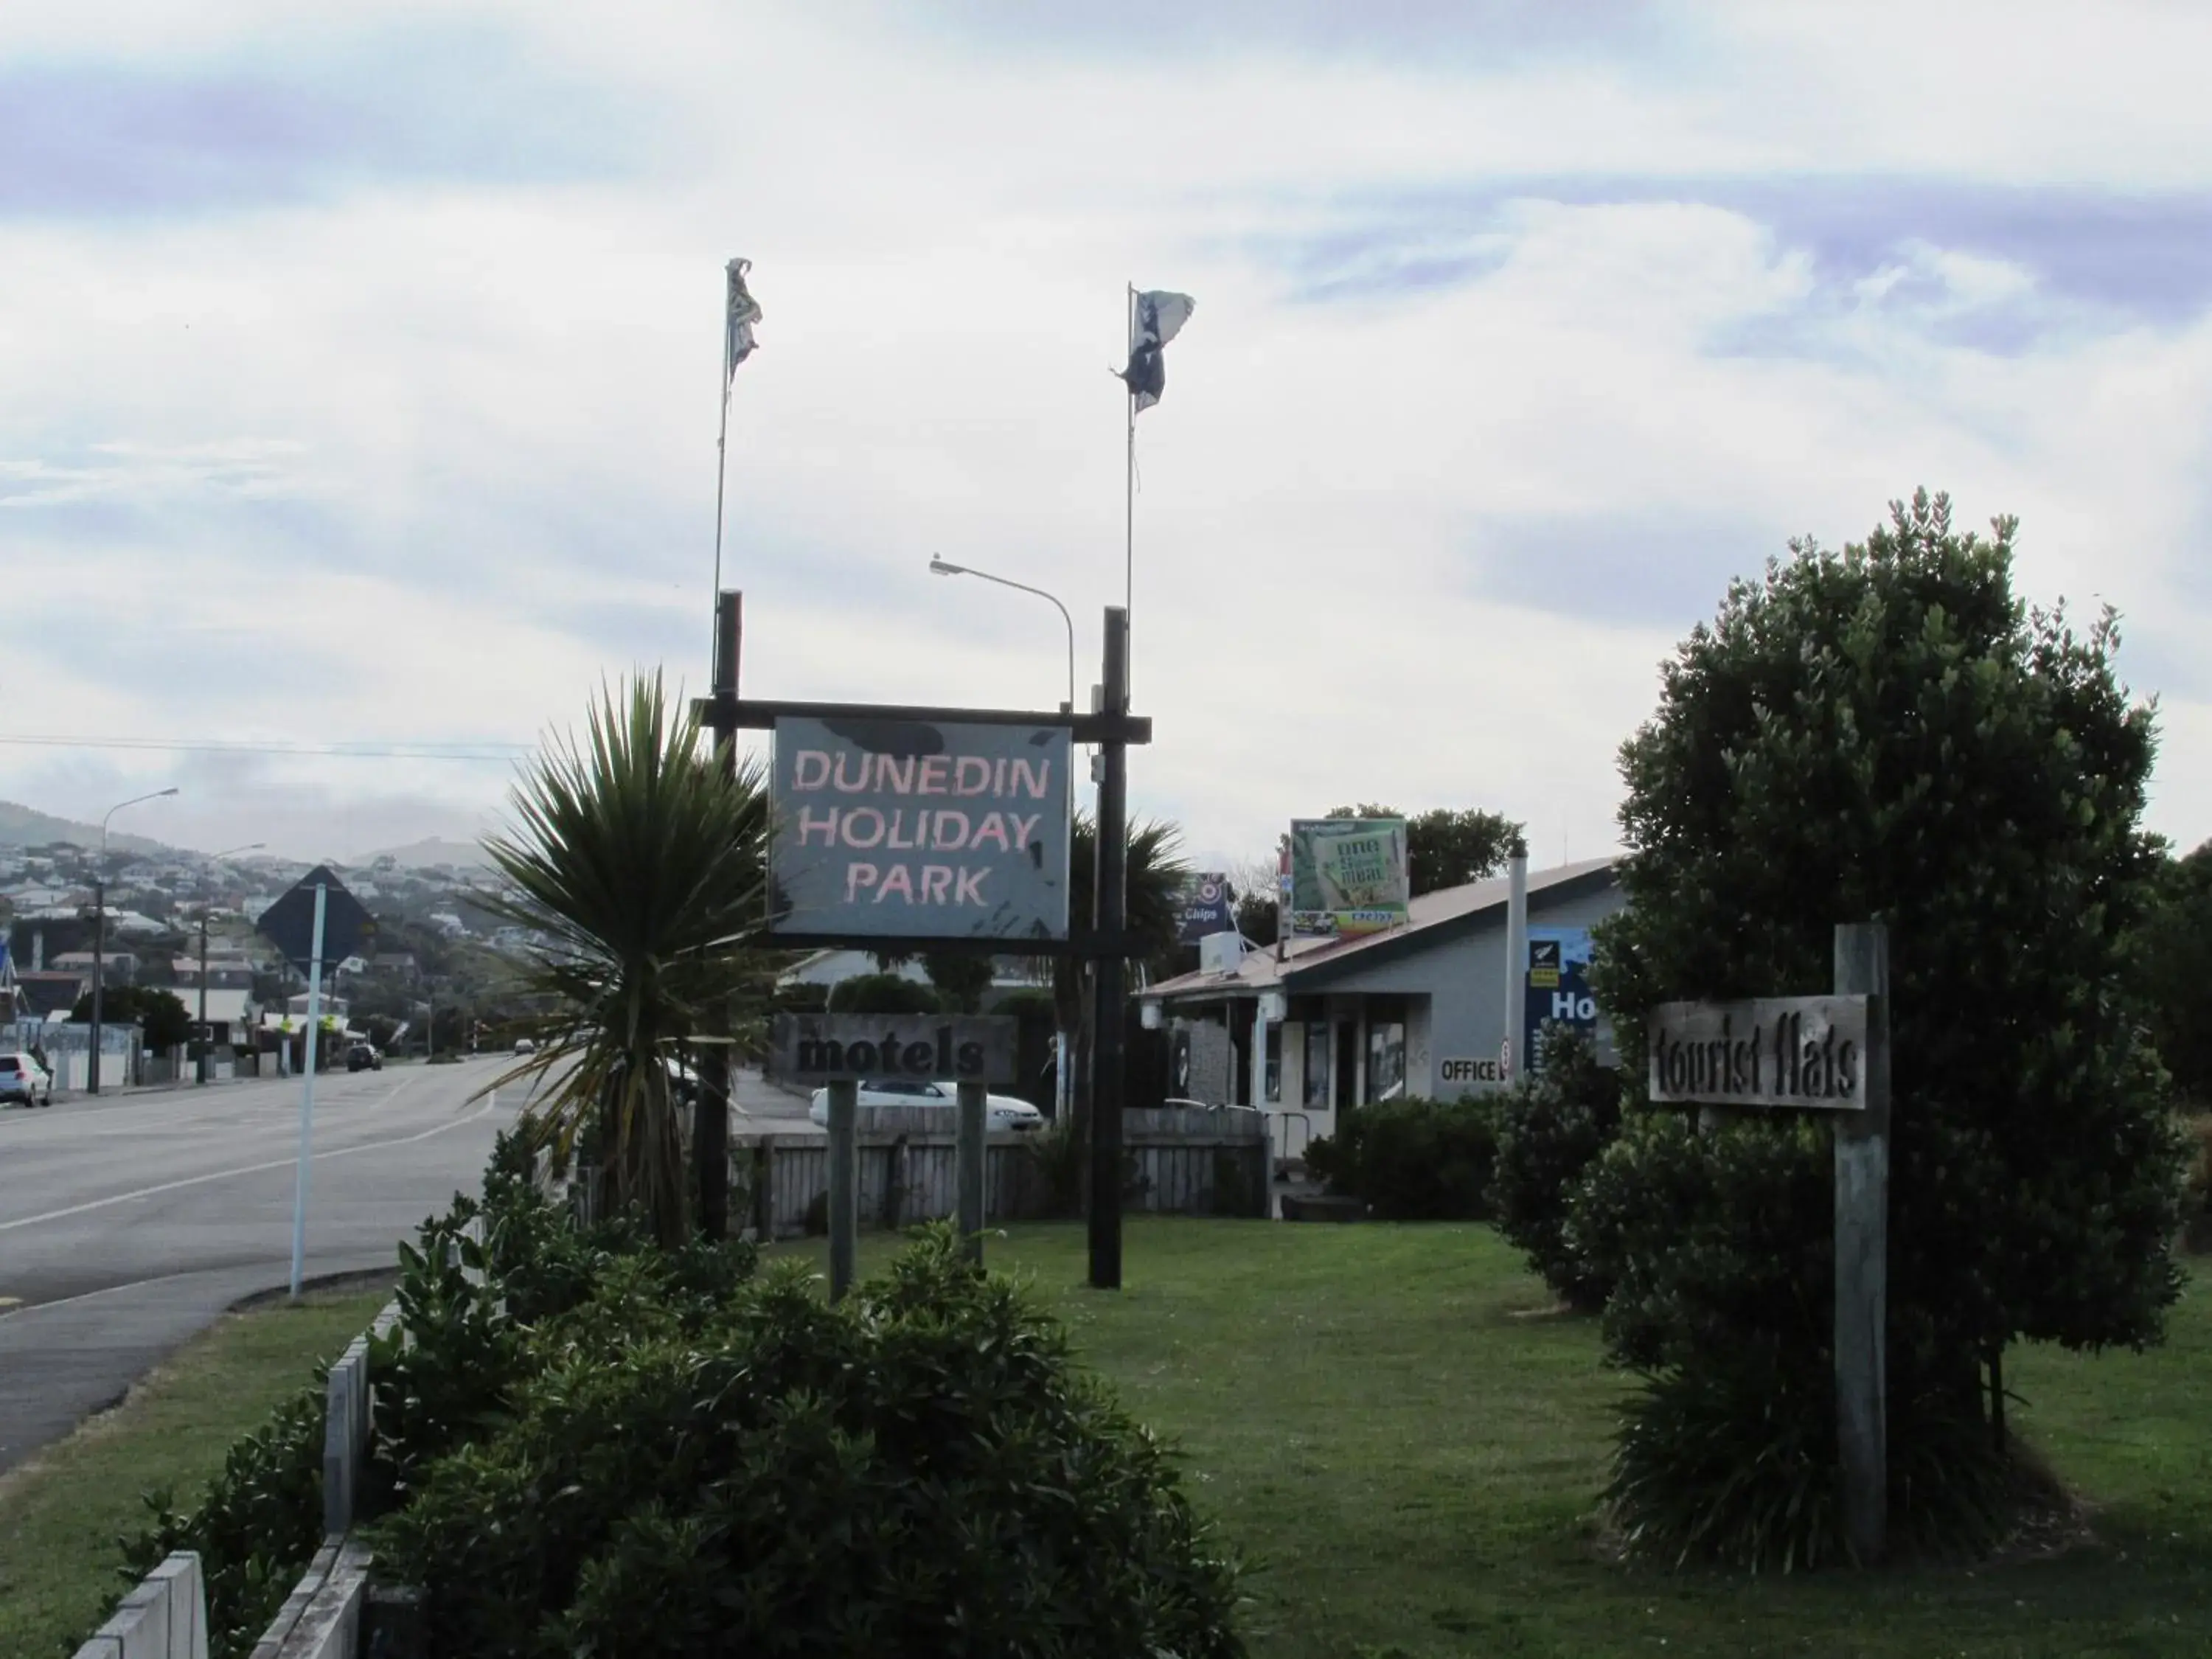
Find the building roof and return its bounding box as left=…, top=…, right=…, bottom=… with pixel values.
left=1141, top=857, right=1618, bottom=1006
left=14, top=970, right=88, bottom=1018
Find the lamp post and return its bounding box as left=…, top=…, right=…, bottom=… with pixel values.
left=195, top=842, right=265, bottom=1084
left=929, top=556, right=1076, bottom=713
left=88, top=787, right=179, bottom=1095
left=929, top=556, right=1080, bottom=1122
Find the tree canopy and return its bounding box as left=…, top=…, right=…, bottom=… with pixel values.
left=73, top=984, right=193, bottom=1049
left=1595, top=489, right=2184, bottom=1390
left=2138, top=839, right=2212, bottom=1105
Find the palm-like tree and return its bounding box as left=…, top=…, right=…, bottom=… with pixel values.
left=1054, top=813, right=1189, bottom=1143
left=479, top=674, right=773, bottom=1244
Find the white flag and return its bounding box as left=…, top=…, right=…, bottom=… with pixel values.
left=1121, top=288, right=1194, bottom=412
left=724, top=257, right=762, bottom=384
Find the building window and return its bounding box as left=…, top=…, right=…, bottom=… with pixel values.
left=1367, top=1020, right=1406, bottom=1104
left=1303, top=1024, right=1329, bottom=1107
left=1264, top=1023, right=1281, bottom=1103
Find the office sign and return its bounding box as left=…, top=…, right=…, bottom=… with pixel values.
left=1439, top=1054, right=1510, bottom=1088
left=771, top=1013, right=1017, bottom=1085
left=1287, top=818, right=1409, bottom=938
left=1648, top=995, right=1870, bottom=1110
left=769, top=715, right=1071, bottom=941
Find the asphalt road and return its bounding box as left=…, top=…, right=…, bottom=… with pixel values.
left=0, top=1057, right=520, bottom=1475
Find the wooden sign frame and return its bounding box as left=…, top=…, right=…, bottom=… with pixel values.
left=1646, top=925, right=1893, bottom=1563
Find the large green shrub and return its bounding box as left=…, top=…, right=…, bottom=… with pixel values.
left=1304, top=1096, right=1500, bottom=1220
left=1590, top=490, right=2188, bottom=1565
left=1488, top=1026, right=1622, bottom=1308
left=371, top=1228, right=1244, bottom=1659
left=116, top=1382, right=328, bottom=1658
left=826, top=971, right=942, bottom=1015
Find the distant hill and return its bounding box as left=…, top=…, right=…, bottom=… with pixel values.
left=0, top=799, right=170, bottom=855
left=353, top=836, right=495, bottom=871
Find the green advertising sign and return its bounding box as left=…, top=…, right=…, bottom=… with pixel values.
left=1287, top=818, right=1409, bottom=938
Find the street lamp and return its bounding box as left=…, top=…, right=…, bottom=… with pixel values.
left=88, top=787, right=180, bottom=1095
left=194, top=842, right=265, bottom=1085
left=929, top=556, right=1076, bottom=712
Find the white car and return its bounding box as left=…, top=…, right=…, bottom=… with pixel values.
left=0, top=1051, right=55, bottom=1107
left=808, top=1077, right=1044, bottom=1133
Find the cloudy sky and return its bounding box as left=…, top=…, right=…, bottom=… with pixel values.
left=4, top=1, right=2211, bottom=866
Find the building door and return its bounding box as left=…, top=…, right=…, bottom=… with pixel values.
left=1335, top=1019, right=1357, bottom=1107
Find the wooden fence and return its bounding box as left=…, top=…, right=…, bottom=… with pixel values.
left=733, top=1105, right=1269, bottom=1239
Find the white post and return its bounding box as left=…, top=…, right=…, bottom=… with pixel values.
left=1503, top=850, right=1528, bottom=1081
left=288, top=883, right=327, bottom=1300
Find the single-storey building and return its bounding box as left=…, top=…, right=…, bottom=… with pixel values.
left=1138, top=857, right=1623, bottom=1158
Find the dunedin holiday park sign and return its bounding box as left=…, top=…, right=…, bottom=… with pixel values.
left=768, top=715, right=1072, bottom=942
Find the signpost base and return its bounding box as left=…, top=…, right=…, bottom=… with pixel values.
left=956, top=1080, right=987, bottom=1263
left=826, top=1080, right=858, bottom=1301
left=1833, top=923, right=1891, bottom=1564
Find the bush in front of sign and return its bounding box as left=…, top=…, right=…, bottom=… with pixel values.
left=1590, top=489, right=2188, bottom=1564
left=1488, top=1026, right=1624, bottom=1310
left=1304, top=1097, right=1501, bottom=1220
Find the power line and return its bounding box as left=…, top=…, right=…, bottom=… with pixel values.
left=0, top=734, right=536, bottom=762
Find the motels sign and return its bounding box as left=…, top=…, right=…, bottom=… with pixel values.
left=1648, top=995, right=1870, bottom=1110
left=769, top=716, right=1071, bottom=941
left=771, top=1013, right=1018, bottom=1085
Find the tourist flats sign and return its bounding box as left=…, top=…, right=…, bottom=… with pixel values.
left=768, top=714, right=1071, bottom=941
left=1647, top=995, right=1871, bottom=1110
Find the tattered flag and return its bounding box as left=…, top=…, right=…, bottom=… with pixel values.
left=725, top=257, right=763, bottom=383
left=1121, top=289, right=1194, bottom=412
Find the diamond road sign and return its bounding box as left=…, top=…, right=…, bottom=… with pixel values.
left=257, top=866, right=377, bottom=974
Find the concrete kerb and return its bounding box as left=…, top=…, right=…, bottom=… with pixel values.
left=72, top=1550, right=209, bottom=1659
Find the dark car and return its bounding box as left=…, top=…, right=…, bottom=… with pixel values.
left=346, top=1043, right=383, bottom=1073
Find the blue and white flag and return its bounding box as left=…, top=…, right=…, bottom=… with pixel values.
left=1121, top=289, right=1194, bottom=412
left=724, top=257, right=763, bottom=383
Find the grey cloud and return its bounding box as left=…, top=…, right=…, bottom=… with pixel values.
left=1249, top=176, right=2212, bottom=340
left=1463, top=508, right=1790, bottom=630
left=0, top=26, right=655, bottom=220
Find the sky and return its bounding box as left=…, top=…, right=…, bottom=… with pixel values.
left=4, top=1, right=2211, bottom=867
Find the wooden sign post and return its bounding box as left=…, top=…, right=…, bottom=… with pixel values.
left=771, top=1013, right=1019, bottom=1295
left=700, top=594, right=1151, bottom=1287
left=1648, top=922, right=1892, bottom=1564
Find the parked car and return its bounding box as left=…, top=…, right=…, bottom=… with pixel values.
left=807, top=1077, right=1044, bottom=1132
left=0, top=1051, right=54, bottom=1107
left=345, top=1042, right=383, bottom=1073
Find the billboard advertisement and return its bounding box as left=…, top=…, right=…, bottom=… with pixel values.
left=1175, top=872, right=1236, bottom=943
left=768, top=715, right=1071, bottom=942
left=1287, top=818, right=1409, bottom=938
left=1524, top=925, right=1599, bottom=1068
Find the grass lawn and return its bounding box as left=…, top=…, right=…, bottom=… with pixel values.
left=799, top=1221, right=2212, bottom=1659
left=0, top=1287, right=392, bottom=1659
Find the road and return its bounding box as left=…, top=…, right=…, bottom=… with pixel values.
left=0, top=1058, right=520, bottom=1475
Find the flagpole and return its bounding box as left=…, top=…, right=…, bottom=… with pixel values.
left=1124, top=280, right=1135, bottom=684
left=712, top=374, right=731, bottom=628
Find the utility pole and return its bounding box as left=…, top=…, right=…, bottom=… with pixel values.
left=89, top=874, right=106, bottom=1095
left=196, top=907, right=210, bottom=1085
left=697, top=590, right=741, bottom=1239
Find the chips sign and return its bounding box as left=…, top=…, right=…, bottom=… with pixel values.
left=1175, top=872, right=1235, bottom=943
left=1287, top=818, right=1408, bottom=938
left=768, top=716, right=1071, bottom=941
left=1647, top=995, right=1870, bottom=1111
